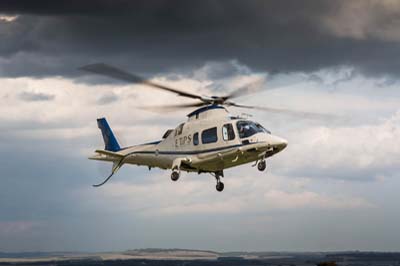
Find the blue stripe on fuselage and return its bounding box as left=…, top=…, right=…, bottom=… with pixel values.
left=125, top=141, right=265, bottom=156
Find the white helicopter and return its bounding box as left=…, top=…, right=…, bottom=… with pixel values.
left=81, top=63, right=290, bottom=192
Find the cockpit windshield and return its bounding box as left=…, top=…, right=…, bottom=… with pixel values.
left=236, top=120, right=271, bottom=138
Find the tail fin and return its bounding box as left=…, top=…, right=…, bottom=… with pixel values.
left=97, top=118, right=121, bottom=152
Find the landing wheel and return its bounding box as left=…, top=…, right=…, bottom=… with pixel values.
left=212, top=171, right=224, bottom=192
left=257, top=160, right=266, bottom=171
left=216, top=181, right=224, bottom=192
left=171, top=170, right=180, bottom=181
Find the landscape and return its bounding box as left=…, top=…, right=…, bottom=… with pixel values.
left=1, top=249, right=400, bottom=266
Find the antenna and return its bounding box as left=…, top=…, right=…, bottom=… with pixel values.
left=240, top=113, right=253, bottom=118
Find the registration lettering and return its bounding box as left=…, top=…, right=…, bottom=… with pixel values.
left=175, top=134, right=192, bottom=147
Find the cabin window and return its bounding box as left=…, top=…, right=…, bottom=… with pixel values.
left=222, top=123, right=235, bottom=141
left=193, top=132, right=199, bottom=146
left=237, top=120, right=268, bottom=138
left=201, top=127, right=218, bottom=144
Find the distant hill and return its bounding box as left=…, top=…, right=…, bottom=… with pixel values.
left=123, top=248, right=220, bottom=259
left=125, top=248, right=219, bottom=254
left=1, top=249, right=400, bottom=265
left=0, top=252, right=80, bottom=258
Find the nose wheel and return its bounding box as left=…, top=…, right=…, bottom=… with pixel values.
left=171, top=169, right=180, bottom=181
left=257, top=160, right=266, bottom=171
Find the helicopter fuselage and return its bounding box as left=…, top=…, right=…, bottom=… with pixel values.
left=90, top=106, right=287, bottom=181
left=123, top=107, right=286, bottom=173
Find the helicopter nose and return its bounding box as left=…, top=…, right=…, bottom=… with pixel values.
left=279, top=138, right=288, bottom=150
left=270, top=136, right=288, bottom=151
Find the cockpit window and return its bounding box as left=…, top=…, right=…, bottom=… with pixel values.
left=162, top=129, right=173, bottom=139
left=256, top=123, right=271, bottom=134
left=175, top=123, right=184, bottom=136
left=236, top=120, right=271, bottom=138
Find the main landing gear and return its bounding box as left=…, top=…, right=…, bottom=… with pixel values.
left=214, top=171, right=224, bottom=192
left=171, top=158, right=184, bottom=181
left=216, top=181, right=224, bottom=192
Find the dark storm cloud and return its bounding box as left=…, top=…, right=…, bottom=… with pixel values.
left=0, top=0, right=399, bottom=78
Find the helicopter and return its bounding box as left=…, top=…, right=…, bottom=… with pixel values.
left=81, top=63, right=290, bottom=192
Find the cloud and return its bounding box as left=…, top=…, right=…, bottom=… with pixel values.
left=0, top=221, right=37, bottom=235
left=76, top=171, right=374, bottom=219
left=18, top=91, right=55, bottom=101
left=0, top=61, right=399, bottom=251
left=321, top=0, right=400, bottom=41
left=276, top=110, right=400, bottom=181
left=0, top=1, right=399, bottom=78
left=96, top=92, right=119, bottom=105
left=0, top=14, right=18, bottom=22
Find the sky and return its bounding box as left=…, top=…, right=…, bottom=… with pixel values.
left=0, top=0, right=400, bottom=252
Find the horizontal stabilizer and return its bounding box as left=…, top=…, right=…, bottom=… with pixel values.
left=88, top=149, right=124, bottom=162
left=94, top=149, right=123, bottom=157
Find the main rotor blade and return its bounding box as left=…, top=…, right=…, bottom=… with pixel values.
left=80, top=63, right=205, bottom=101
left=227, top=102, right=336, bottom=119
left=140, top=102, right=206, bottom=112
left=222, top=77, right=266, bottom=100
